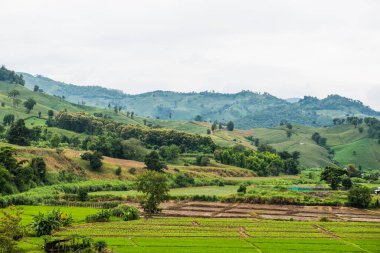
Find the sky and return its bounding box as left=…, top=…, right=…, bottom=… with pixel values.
left=1, top=0, right=380, bottom=110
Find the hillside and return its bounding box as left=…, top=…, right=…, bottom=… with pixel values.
left=21, top=73, right=380, bottom=129
left=0, top=80, right=142, bottom=126
left=1, top=76, right=379, bottom=170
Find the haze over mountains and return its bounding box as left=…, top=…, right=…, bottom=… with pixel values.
left=22, top=73, right=380, bottom=129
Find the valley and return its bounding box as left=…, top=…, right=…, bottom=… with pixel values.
left=0, top=67, right=379, bottom=253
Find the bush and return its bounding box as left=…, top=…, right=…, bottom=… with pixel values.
left=348, top=185, right=372, bottom=208
left=30, top=209, right=73, bottom=236
left=77, top=188, right=89, bottom=202
left=237, top=184, right=247, bottom=194
left=174, top=173, right=195, bottom=187
left=115, top=166, right=122, bottom=176
left=0, top=206, right=25, bottom=241
left=81, top=151, right=103, bottom=171
left=94, top=240, right=108, bottom=252
left=85, top=209, right=111, bottom=223
left=128, top=167, right=137, bottom=175
left=121, top=207, right=140, bottom=221
left=111, top=205, right=139, bottom=219
left=195, top=155, right=210, bottom=166
left=319, top=217, right=330, bottom=222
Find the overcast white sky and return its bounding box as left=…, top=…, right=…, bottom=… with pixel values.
left=1, top=0, right=380, bottom=109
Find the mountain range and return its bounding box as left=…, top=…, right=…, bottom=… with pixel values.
left=21, top=73, right=380, bottom=129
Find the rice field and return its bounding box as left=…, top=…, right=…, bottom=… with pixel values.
left=20, top=216, right=379, bottom=253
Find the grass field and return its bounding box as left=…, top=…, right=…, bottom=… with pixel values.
left=12, top=206, right=380, bottom=253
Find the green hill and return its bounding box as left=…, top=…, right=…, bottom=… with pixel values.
left=21, top=73, right=380, bottom=129
left=1, top=72, right=379, bottom=170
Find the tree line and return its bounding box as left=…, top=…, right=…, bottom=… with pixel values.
left=53, top=112, right=216, bottom=153
left=214, top=145, right=300, bottom=176
left=0, top=65, right=25, bottom=85
left=0, top=147, right=47, bottom=195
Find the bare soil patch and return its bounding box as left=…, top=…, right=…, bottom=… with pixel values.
left=156, top=201, right=380, bottom=222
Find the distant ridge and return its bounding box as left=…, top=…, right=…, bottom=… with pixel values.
left=21, top=72, right=380, bottom=129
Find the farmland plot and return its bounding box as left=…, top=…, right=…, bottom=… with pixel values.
left=53, top=218, right=380, bottom=253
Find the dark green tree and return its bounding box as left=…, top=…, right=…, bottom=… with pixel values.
left=23, top=98, right=36, bottom=113
left=48, top=110, right=54, bottom=118
left=3, top=114, right=15, bottom=125
left=136, top=171, right=169, bottom=216
left=81, top=151, right=103, bottom=171
left=144, top=151, right=166, bottom=171
left=226, top=121, right=234, bottom=131
left=6, top=119, right=31, bottom=146
left=348, top=185, right=372, bottom=208
left=320, top=166, right=347, bottom=190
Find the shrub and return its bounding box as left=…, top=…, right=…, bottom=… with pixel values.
left=128, top=167, right=137, bottom=175
left=0, top=206, right=25, bottom=241
left=77, top=188, right=89, bottom=202
left=85, top=209, right=111, bottom=223
left=237, top=184, right=247, bottom=194
left=174, top=173, right=195, bottom=187
left=30, top=209, right=73, bottom=236
left=115, top=166, right=122, bottom=176
left=94, top=240, right=108, bottom=252
left=195, top=155, right=210, bottom=166
left=81, top=151, right=103, bottom=171
left=348, top=185, right=372, bottom=208
left=319, top=217, right=330, bottom=222
left=121, top=207, right=140, bottom=221
left=110, top=205, right=139, bottom=219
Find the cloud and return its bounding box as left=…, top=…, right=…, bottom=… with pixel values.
left=0, top=0, right=379, bottom=110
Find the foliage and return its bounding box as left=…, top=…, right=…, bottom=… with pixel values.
left=30, top=209, right=73, bottom=236
left=226, top=121, right=234, bottom=131
left=6, top=119, right=31, bottom=146
left=81, top=151, right=103, bottom=171
left=3, top=114, right=15, bottom=125
left=110, top=205, right=140, bottom=221
left=215, top=146, right=300, bottom=176
left=195, top=155, right=210, bottom=166
left=0, top=206, right=25, bottom=242
left=311, top=132, right=327, bottom=146
left=23, top=98, right=36, bottom=113
left=115, top=166, right=122, bottom=176
left=136, top=171, right=169, bottom=216
left=120, top=138, right=148, bottom=161
left=78, top=188, right=89, bottom=202
left=54, top=112, right=216, bottom=152
left=0, top=65, right=24, bottom=85
left=0, top=147, right=48, bottom=195
left=159, top=144, right=180, bottom=160
left=144, top=151, right=167, bottom=172
left=174, top=173, right=195, bottom=187
left=320, top=166, right=348, bottom=190
left=347, top=185, right=372, bottom=208
left=341, top=175, right=353, bottom=190
left=85, top=209, right=111, bottom=223
left=237, top=184, right=247, bottom=194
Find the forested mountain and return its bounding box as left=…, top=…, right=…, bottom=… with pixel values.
left=21, top=73, right=380, bottom=129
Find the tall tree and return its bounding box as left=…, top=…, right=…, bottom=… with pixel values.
left=6, top=119, right=31, bottom=146
left=226, top=121, right=234, bottom=131
left=320, top=166, right=347, bottom=190
left=144, top=151, right=166, bottom=172
left=23, top=98, right=36, bottom=113
left=136, top=171, right=169, bottom=217
left=7, top=89, right=20, bottom=108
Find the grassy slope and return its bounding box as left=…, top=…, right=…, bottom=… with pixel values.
left=0, top=81, right=140, bottom=125
left=1, top=81, right=379, bottom=169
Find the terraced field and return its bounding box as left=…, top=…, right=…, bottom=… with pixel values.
left=52, top=218, right=380, bottom=253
